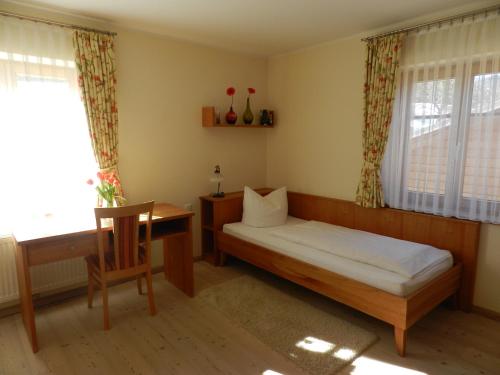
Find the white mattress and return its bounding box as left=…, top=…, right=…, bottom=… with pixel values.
left=223, top=217, right=453, bottom=296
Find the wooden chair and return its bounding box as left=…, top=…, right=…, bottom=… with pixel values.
left=86, top=201, right=156, bottom=330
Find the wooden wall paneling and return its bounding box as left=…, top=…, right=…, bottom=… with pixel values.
left=428, top=219, right=464, bottom=255
left=288, top=192, right=355, bottom=228
left=354, top=206, right=403, bottom=238
left=331, top=200, right=356, bottom=228
left=401, top=213, right=432, bottom=245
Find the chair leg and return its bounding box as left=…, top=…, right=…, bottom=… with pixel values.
left=394, top=326, right=407, bottom=357
left=101, top=282, right=111, bottom=330
left=136, top=276, right=143, bottom=295
left=145, top=270, right=157, bottom=316
left=87, top=268, right=95, bottom=308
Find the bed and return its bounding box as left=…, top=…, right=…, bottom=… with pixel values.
left=223, top=217, right=454, bottom=297
left=207, top=189, right=480, bottom=356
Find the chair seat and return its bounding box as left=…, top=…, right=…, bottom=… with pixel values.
left=86, top=245, right=146, bottom=272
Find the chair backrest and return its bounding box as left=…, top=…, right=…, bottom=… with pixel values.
left=94, top=201, right=155, bottom=272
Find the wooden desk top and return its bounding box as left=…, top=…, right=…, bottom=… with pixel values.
left=13, top=203, right=194, bottom=245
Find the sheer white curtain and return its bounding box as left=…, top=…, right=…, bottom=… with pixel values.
left=382, top=13, right=500, bottom=223
left=0, top=16, right=97, bottom=235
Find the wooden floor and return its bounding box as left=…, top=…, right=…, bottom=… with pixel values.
left=1, top=260, right=499, bottom=375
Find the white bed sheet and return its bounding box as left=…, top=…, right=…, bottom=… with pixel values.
left=223, top=216, right=453, bottom=296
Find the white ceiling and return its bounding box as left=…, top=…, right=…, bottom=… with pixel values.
left=9, top=0, right=496, bottom=55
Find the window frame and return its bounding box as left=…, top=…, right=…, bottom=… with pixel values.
left=399, top=60, right=500, bottom=207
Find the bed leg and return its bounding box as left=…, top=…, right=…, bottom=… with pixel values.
left=218, top=251, right=227, bottom=266
left=394, top=327, right=407, bottom=357
left=447, top=291, right=459, bottom=310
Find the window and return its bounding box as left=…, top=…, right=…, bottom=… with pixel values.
left=463, top=73, right=500, bottom=201
left=382, top=15, right=500, bottom=223
left=407, top=77, right=455, bottom=195
left=405, top=71, right=500, bottom=198
left=0, top=19, right=97, bottom=235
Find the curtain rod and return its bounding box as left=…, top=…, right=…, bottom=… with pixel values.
left=362, top=4, right=500, bottom=42
left=0, top=10, right=117, bottom=36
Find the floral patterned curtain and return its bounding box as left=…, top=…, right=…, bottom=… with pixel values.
left=355, top=34, right=403, bottom=208
left=73, top=30, right=123, bottom=200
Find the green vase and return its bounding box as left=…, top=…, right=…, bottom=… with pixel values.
left=243, top=97, right=254, bottom=125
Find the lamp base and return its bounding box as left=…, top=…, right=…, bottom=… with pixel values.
left=212, top=192, right=225, bottom=198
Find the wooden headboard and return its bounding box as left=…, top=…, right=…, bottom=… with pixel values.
left=208, top=188, right=481, bottom=310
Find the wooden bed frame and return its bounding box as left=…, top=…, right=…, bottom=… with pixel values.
left=201, top=189, right=481, bottom=356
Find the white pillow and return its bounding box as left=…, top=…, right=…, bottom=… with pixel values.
left=242, top=186, right=288, bottom=227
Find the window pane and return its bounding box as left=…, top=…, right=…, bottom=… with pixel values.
left=407, top=79, right=455, bottom=194
left=463, top=73, right=500, bottom=200
left=0, top=63, right=97, bottom=233
left=471, top=73, right=500, bottom=114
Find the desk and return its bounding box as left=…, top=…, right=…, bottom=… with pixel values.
left=12, top=203, right=194, bottom=353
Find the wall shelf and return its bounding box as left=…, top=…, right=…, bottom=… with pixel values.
left=202, top=106, right=274, bottom=128
left=207, top=123, right=274, bottom=128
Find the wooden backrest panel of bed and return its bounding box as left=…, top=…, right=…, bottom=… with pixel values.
left=208, top=188, right=481, bottom=310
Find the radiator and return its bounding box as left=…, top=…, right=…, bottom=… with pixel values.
left=0, top=236, right=18, bottom=304
left=0, top=236, right=87, bottom=304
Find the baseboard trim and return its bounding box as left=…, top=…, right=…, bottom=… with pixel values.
left=472, top=305, right=500, bottom=322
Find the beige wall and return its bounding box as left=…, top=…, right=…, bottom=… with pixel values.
left=267, top=36, right=500, bottom=313
left=267, top=38, right=364, bottom=199
left=115, top=30, right=269, bottom=263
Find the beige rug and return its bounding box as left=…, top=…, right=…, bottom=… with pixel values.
left=198, top=274, right=377, bottom=375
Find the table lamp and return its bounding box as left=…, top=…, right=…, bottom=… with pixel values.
left=210, top=165, right=225, bottom=198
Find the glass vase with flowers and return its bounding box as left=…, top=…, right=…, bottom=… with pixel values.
left=86, top=171, right=123, bottom=207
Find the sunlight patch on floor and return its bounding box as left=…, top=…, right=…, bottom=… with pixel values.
left=296, top=336, right=335, bottom=353
left=262, top=370, right=284, bottom=375
left=350, top=357, right=428, bottom=375
left=333, top=347, right=356, bottom=361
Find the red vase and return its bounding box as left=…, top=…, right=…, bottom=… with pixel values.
left=225, top=106, right=237, bottom=125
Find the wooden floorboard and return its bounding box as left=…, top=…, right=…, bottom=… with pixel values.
left=1, top=259, right=499, bottom=375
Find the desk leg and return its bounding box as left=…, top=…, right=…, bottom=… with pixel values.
left=163, top=240, right=169, bottom=281
left=15, top=244, right=38, bottom=353
left=184, top=217, right=194, bottom=296
left=162, top=217, right=194, bottom=297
